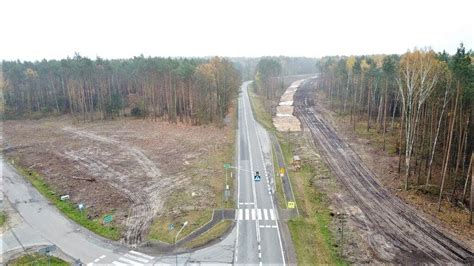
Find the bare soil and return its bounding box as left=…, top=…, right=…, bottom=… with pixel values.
left=3, top=116, right=233, bottom=246
left=293, top=82, right=473, bottom=263
left=311, top=90, right=474, bottom=250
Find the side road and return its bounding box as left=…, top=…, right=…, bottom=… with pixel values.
left=1, top=159, right=238, bottom=264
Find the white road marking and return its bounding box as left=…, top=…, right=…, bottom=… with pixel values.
left=257, top=209, right=262, bottom=220
left=99, top=255, right=106, bottom=259
left=118, top=257, right=144, bottom=266
left=124, top=254, right=149, bottom=263
left=270, top=209, right=275, bottom=220
left=94, top=259, right=100, bottom=262
left=263, top=209, right=268, bottom=220
left=129, top=250, right=154, bottom=260
left=251, top=209, right=256, bottom=220
left=259, top=225, right=278, bottom=228
left=239, top=202, right=254, bottom=205
left=235, top=100, right=241, bottom=264
left=245, top=209, right=249, bottom=220
left=112, top=262, right=128, bottom=266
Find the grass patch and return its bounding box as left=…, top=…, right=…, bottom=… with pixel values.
left=0, top=211, right=6, bottom=227
left=248, top=83, right=345, bottom=264
left=248, top=84, right=276, bottom=132
left=8, top=252, right=68, bottom=266
left=272, top=147, right=287, bottom=208
left=14, top=165, right=121, bottom=240
left=148, top=210, right=213, bottom=244
left=184, top=220, right=233, bottom=249
left=283, top=138, right=345, bottom=265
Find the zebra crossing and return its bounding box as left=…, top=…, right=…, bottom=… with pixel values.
left=236, top=208, right=277, bottom=221
left=111, top=250, right=154, bottom=266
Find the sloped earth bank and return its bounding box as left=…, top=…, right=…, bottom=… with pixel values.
left=3, top=117, right=232, bottom=246
left=294, top=80, right=474, bottom=263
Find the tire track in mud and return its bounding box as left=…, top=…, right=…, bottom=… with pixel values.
left=294, top=83, right=473, bottom=263
left=61, top=127, right=180, bottom=246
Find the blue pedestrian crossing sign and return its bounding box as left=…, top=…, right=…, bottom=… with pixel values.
left=254, top=171, right=261, bottom=181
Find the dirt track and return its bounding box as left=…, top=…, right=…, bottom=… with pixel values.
left=294, top=80, right=474, bottom=264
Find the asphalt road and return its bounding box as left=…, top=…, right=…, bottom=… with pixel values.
left=294, top=79, right=474, bottom=264
left=234, top=81, right=286, bottom=265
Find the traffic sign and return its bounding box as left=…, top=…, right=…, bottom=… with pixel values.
left=78, top=203, right=85, bottom=211
left=103, top=215, right=113, bottom=224
left=60, top=194, right=70, bottom=201
left=254, top=175, right=261, bottom=181
left=280, top=167, right=285, bottom=177
left=168, top=223, right=175, bottom=231
left=287, top=201, right=296, bottom=209
left=224, top=163, right=231, bottom=169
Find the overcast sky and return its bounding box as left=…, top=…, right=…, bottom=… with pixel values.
left=1, top=0, right=472, bottom=61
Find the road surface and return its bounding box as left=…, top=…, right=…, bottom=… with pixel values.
left=234, top=81, right=286, bottom=265
left=294, top=78, right=474, bottom=264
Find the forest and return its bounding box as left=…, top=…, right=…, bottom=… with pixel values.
left=316, top=44, right=474, bottom=218
left=1, top=55, right=241, bottom=124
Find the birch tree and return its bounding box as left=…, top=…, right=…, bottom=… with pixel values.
left=397, top=49, right=444, bottom=190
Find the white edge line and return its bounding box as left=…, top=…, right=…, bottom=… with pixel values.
left=253, top=98, right=287, bottom=266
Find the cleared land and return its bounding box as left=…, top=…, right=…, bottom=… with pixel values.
left=294, top=80, right=473, bottom=263
left=3, top=116, right=234, bottom=246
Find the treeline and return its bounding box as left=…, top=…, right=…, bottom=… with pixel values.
left=316, top=44, right=474, bottom=217
left=2, top=55, right=241, bottom=124
left=232, top=56, right=318, bottom=81
left=249, top=57, right=318, bottom=100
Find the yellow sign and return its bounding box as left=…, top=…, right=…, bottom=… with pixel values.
left=279, top=167, right=285, bottom=176
left=287, top=201, right=296, bottom=209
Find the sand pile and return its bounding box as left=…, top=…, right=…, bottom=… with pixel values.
left=273, top=79, right=303, bottom=131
